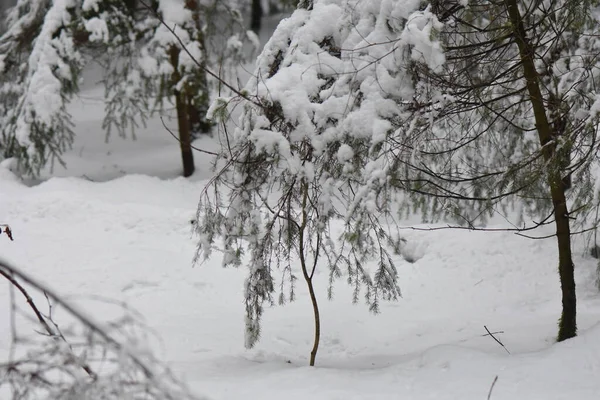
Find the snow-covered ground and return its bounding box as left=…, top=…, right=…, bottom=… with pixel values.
left=3, top=104, right=600, bottom=398
left=2, top=15, right=600, bottom=400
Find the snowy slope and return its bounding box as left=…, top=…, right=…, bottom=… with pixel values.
left=2, top=166, right=600, bottom=399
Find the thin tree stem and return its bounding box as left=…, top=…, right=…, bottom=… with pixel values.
left=298, top=179, right=320, bottom=366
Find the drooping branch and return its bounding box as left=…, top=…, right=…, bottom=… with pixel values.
left=0, top=256, right=201, bottom=400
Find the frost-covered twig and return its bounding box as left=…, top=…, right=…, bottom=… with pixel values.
left=0, top=257, right=204, bottom=400
left=0, top=267, right=97, bottom=379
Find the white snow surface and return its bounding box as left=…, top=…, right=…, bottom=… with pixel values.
left=1, top=8, right=600, bottom=400
left=1, top=99, right=600, bottom=398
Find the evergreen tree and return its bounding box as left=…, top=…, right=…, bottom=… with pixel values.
left=196, top=0, right=438, bottom=365
left=198, top=0, right=600, bottom=360
left=0, top=0, right=251, bottom=176
left=404, top=0, right=600, bottom=341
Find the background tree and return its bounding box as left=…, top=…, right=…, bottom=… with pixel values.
left=248, top=0, right=295, bottom=33
left=401, top=0, right=600, bottom=341
left=0, top=0, right=251, bottom=177
left=0, top=0, right=88, bottom=176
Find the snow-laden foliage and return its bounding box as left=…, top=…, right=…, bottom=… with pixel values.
left=0, top=0, right=252, bottom=175
left=101, top=0, right=251, bottom=140
left=0, top=0, right=85, bottom=175
left=402, top=0, right=600, bottom=229
left=196, top=0, right=444, bottom=349
left=406, top=0, right=600, bottom=340
left=198, top=0, right=600, bottom=348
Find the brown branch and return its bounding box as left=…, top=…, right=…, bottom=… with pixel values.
left=1, top=224, right=14, bottom=240
left=0, top=267, right=97, bottom=379
left=0, top=258, right=156, bottom=381
left=516, top=226, right=598, bottom=240
left=484, top=325, right=510, bottom=354
left=159, top=116, right=220, bottom=156
left=398, top=218, right=553, bottom=235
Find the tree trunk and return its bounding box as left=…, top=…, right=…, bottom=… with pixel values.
left=251, top=0, right=263, bottom=33
left=169, top=46, right=195, bottom=178
left=306, top=275, right=320, bottom=366
left=174, top=92, right=195, bottom=177
left=299, top=179, right=320, bottom=366
left=505, top=0, right=576, bottom=341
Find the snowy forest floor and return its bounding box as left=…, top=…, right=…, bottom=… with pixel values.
left=3, top=17, right=600, bottom=400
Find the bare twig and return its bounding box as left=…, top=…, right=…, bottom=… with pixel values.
left=481, top=329, right=504, bottom=337
left=1, top=224, right=14, bottom=240
left=487, top=375, right=499, bottom=400
left=0, top=267, right=98, bottom=379
left=160, top=116, right=220, bottom=156
left=0, top=258, right=154, bottom=379
left=484, top=325, right=510, bottom=354
left=398, top=221, right=553, bottom=235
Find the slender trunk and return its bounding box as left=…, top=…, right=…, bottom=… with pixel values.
left=174, top=92, right=195, bottom=177
left=305, top=269, right=320, bottom=366
left=169, top=46, right=195, bottom=178
left=505, top=0, right=576, bottom=341
left=251, top=0, right=263, bottom=33
left=299, top=179, right=320, bottom=366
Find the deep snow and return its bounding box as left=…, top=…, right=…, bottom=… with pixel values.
left=2, top=117, right=600, bottom=398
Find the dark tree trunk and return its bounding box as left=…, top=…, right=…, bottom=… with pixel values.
left=169, top=46, right=195, bottom=178
left=251, top=0, right=263, bottom=33
left=174, top=92, right=195, bottom=177
left=505, top=0, right=576, bottom=341
left=555, top=195, right=576, bottom=340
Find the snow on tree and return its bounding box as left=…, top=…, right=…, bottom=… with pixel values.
left=198, top=0, right=600, bottom=361
left=196, top=0, right=443, bottom=365
left=0, top=0, right=252, bottom=176
left=0, top=0, right=87, bottom=175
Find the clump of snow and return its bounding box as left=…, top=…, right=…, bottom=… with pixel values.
left=84, top=17, right=109, bottom=42
left=337, top=144, right=354, bottom=162
left=178, top=41, right=203, bottom=70
left=157, top=0, right=193, bottom=25
left=82, top=0, right=102, bottom=12
left=246, top=30, right=261, bottom=51
left=402, top=7, right=446, bottom=72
